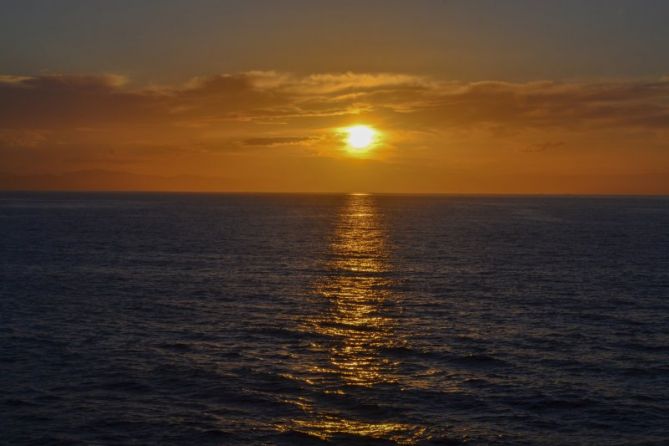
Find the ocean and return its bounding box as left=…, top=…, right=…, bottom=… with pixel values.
left=1, top=192, right=668, bottom=445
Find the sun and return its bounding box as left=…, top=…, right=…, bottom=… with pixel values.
left=343, top=125, right=378, bottom=152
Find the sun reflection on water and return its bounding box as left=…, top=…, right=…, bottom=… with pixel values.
left=315, top=193, right=398, bottom=386
left=280, top=194, right=419, bottom=443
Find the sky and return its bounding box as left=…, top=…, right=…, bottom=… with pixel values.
left=1, top=0, right=668, bottom=193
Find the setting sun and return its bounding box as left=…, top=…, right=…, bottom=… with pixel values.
left=344, top=125, right=378, bottom=152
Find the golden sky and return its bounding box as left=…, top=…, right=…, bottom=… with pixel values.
left=1, top=1, right=668, bottom=194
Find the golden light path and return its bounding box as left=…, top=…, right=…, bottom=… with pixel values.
left=279, top=194, right=426, bottom=444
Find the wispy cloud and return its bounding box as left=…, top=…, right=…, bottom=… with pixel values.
left=243, top=136, right=318, bottom=146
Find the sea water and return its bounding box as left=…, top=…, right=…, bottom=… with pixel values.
left=1, top=193, right=668, bottom=445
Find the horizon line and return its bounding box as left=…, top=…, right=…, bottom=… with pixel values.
left=2, top=189, right=668, bottom=198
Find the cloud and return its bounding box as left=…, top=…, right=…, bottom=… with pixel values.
left=0, top=129, right=48, bottom=148
left=0, top=73, right=159, bottom=128
left=391, top=79, right=669, bottom=131
left=2, top=71, right=668, bottom=131
left=243, top=136, right=317, bottom=146
left=284, top=72, right=429, bottom=94
left=520, top=141, right=566, bottom=153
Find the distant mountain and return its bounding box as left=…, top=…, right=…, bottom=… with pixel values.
left=0, top=170, right=241, bottom=192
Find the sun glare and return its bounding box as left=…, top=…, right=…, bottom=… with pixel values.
left=344, top=125, right=378, bottom=152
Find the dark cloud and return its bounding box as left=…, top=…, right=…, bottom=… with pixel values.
left=520, top=141, right=566, bottom=153
left=0, top=74, right=161, bottom=128
left=0, top=128, right=48, bottom=148
left=393, top=80, right=669, bottom=131
left=243, top=136, right=316, bottom=146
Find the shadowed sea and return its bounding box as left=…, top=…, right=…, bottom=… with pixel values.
left=1, top=193, right=668, bottom=445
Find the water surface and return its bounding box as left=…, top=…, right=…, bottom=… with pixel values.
left=1, top=193, right=668, bottom=445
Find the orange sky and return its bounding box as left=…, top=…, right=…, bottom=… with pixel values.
left=1, top=72, right=668, bottom=194
left=1, top=2, right=668, bottom=194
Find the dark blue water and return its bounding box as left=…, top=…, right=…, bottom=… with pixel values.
left=1, top=193, right=668, bottom=445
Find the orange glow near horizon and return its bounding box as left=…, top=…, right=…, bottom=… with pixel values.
left=1, top=71, right=668, bottom=194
